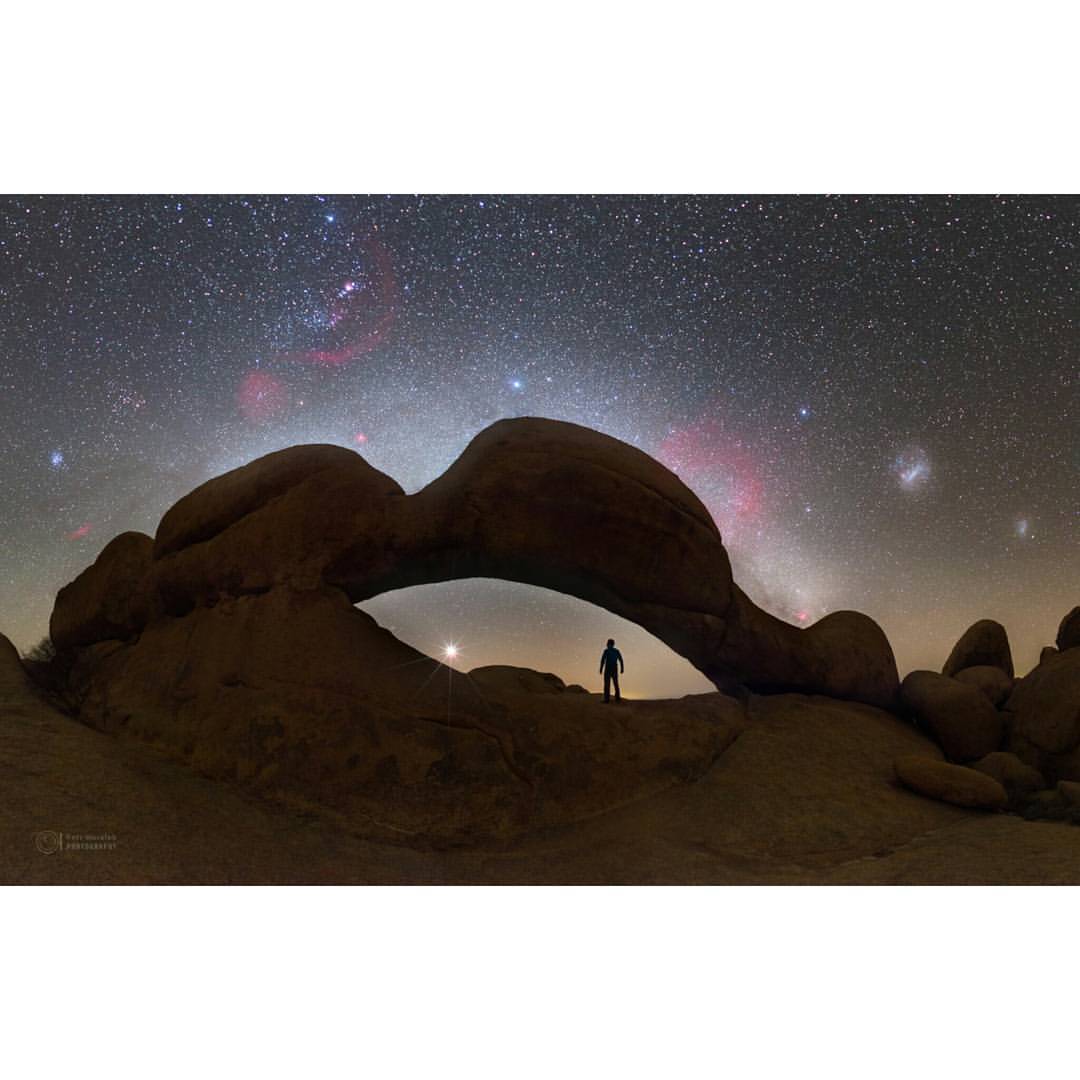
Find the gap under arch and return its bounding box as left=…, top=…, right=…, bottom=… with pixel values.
left=355, top=577, right=715, bottom=700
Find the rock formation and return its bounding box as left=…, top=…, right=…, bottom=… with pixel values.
left=63, top=582, right=751, bottom=844
left=1057, top=607, right=1080, bottom=653
left=13, top=630, right=1080, bottom=884
left=953, top=665, right=1014, bottom=707
left=894, top=755, right=1008, bottom=810
left=34, top=420, right=905, bottom=843
left=969, top=752, right=1044, bottom=809
left=1, top=632, right=31, bottom=695
left=49, top=531, right=154, bottom=650
left=52, top=419, right=900, bottom=710
left=34, top=418, right=1077, bottom=858
left=899, top=670, right=1004, bottom=762
left=38, top=418, right=914, bottom=846
left=1057, top=780, right=1080, bottom=808
left=1004, top=645, right=1080, bottom=784
left=942, top=619, right=1014, bottom=679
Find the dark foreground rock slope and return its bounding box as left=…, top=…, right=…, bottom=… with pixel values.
left=4, top=635, right=1080, bottom=884
left=61, top=584, right=745, bottom=845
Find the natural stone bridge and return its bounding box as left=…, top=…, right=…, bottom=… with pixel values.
left=52, top=417, right=899, bottom=708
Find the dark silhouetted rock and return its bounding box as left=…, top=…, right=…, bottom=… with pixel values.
left=14, top=619, right=1080, bottom=881
left=1058, top=780, right=1080, bottom=807
left=50, top=532, right=154, bottom=650
left=1041, top=646, right=1060, bottom=665
left=1004, top=647, right=1080, bottom=784
left=1021, top=788, right=1067, bottom=821
left=900, top=670, right=1004, bottom=762
left=153, top=444, right=401, bottom=560
left=942, top=619, right=1014, bottom=678
left=894, top=755, right=1007, bottom=810
left=715, top=594, right=900, bottom=710
left=969, top=752, right=1045, bottom=808
left=22, top=639, right=1080, bottom=883
left=64, top=584, right=747, bottom=844
left=954, top=665, right=1014, bottom=707
left=466, top=666, right=568, bottom=696
left=1057, top=607, right=1080, bottom=653
left=0, top=632, right=31, bottom=693
left=57, top=420, right=902, bottom=709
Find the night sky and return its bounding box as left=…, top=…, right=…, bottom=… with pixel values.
left=2, top=195, right=1076, bottom=696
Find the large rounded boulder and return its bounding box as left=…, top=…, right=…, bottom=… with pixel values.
left=894, top=755, right=1008, bottom=810
left=1056, top=607, right=1080, bottom=653
left=900, top=670, right=1004, bottom=762
left=969, top=751, right=1045, bottom=808
left=1004, top=646, right=1080, bottom=783
left=150, top=444, right=406, bottom=613
left=50, top=532, right=155, bottom=650
left=953, top=665, right=1014, bottom=707
left=942, top=619, right=1014, bottom=678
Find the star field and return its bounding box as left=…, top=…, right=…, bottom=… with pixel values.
left=1, top=195, right=1077, bottom=694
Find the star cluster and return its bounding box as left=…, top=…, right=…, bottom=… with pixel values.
left=1, top=195, right=1076, bottom=693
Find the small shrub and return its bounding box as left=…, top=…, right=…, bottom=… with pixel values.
left=20, top=636, right=77, bottom=710
left=22, top=636, right=57, bottom=664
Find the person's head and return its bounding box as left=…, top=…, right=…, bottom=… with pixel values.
left=606, top=638, right=615, bottom=648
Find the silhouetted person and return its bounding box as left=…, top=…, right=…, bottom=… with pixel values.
left=599, top=638, right=624, bottom=703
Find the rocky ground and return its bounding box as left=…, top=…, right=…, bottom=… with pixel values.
left=5, top=638, right=1079, bottom=885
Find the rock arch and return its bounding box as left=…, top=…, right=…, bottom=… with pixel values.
left=52, top=417, right=899, bottom=709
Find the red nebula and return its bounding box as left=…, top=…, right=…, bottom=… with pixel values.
left=237, top=370, right=290, bottom=423
left=281, top=237, right=399, bottom=368
left=795, top=610, right=810, bottom=624
left=655, top=415, right=764, bottom=533
left=67, top=522, right=92, bottom=540
left=354, top=431, right=369, bottom=445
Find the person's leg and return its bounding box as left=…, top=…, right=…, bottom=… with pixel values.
left=603, top=671, right=611, bottom=702
left=613, top=672, right=621, bottom=701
